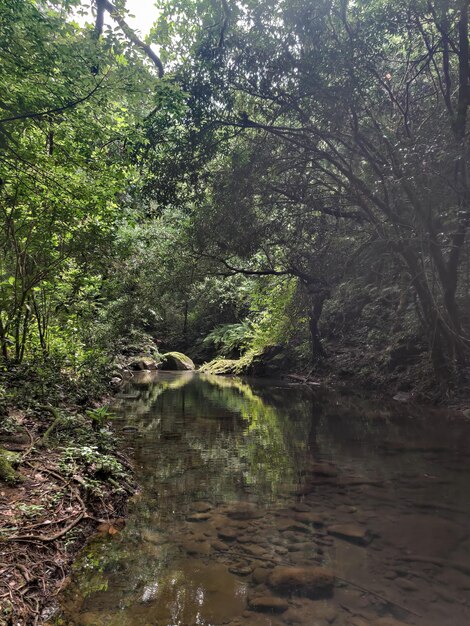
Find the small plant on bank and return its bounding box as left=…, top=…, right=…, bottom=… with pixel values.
left=0, top=411, right=18, bottom=436
left=85, top=406, right=116, bottom=431
left=59, top=445, right=127, bottom=486
left=16, top=503, right=45, bottom=518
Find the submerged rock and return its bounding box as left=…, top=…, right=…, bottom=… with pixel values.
left=268, top=566, right=335, bottom=598
left=345, top=618, right=370, bottom=626
left=292, top=503, right=312, bottom=513
left=248, top=596, right=289, bottom=613
left=159, top=351, right=195, bottom=371
left=218, top=528, right=238, bottom=541
left=241, top=543, right=268, bottom=558
left=378, top=514, right=464, bottom=558
left=192, top=501, right=213, bottom=512
left=293, top=512, right=325, bottom=527
left=181, top=540, right=211, bottom=556
left=225, top=503, right=265, bottom=520
left=327, top=524, right=371, bottom=546
left=252, top=567, right=270, bottom=584
left=229, top=562, right=252, bottom=576
left=211, top=539, right=229, bottom=551
left=187, top=512, right=211, bottom=522
left=277, top=519, right=311, bottom=534
left=395, top=576, right=418, bottom=592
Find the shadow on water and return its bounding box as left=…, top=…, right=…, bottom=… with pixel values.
left=53, top=372, right=470, bottom=626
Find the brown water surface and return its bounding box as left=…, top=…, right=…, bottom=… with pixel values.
left=55, top=372, right=470, bottom=625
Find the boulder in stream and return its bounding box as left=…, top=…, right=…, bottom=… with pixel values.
left=159, top=352, right=195, bottom=371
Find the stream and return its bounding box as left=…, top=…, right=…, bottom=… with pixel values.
left=54, top=372, right=470, bottom=625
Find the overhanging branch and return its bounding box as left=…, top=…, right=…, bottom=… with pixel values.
left=0, top=80, right=104, bottom=125
left=97, top=0, right=164, bottom=78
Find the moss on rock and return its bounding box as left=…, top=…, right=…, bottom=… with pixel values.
left=0, top=448, right=21, bottom=484
left=200, top=359, right=242, bottom=375
left=159, top=352, right=195, bottom=371
left=200, top=346, right=287, bottom=377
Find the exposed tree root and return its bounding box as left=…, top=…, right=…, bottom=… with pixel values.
left=0, top=446, right=133, bottom=624
left=37, top=405, right=63, bottom=448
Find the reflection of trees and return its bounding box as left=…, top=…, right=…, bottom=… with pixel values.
left=120, top=373, right=315, bottom=501
left=115, top=373, right=469, bottom=495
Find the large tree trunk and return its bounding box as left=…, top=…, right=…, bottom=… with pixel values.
left=401, top=246, right=458, bottom=382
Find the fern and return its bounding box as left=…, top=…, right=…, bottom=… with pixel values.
left=203, top=322, right=254, bottom=356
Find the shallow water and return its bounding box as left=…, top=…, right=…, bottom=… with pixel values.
left=55, top=372, right=470, bottom=626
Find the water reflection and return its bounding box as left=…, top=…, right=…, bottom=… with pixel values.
left=55, top=372, right=470, bottom=626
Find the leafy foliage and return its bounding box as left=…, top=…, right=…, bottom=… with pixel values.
left=203, top=322, right=253, bottom=357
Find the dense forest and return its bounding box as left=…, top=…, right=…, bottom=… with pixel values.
left=1, top=0, right=470, bottom=622
left=1, top=0, right=470, bottom=395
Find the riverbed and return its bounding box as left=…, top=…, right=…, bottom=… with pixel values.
left=54, top=372, right=470, bottom=625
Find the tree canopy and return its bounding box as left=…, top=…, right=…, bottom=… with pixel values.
left=1, top=0, right=469, bottom=393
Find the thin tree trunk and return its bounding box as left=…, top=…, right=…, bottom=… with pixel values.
left=0, top=318, right=9, bottom=361
left=305, top=284, right=328, bottom=362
